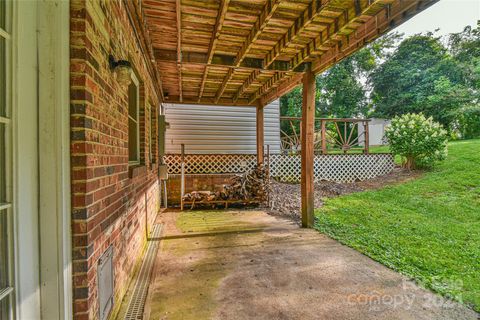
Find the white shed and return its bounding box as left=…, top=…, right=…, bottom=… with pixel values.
left=358, top=118, right=391, bottom=146
left=163, top=100, right=281, bottom=154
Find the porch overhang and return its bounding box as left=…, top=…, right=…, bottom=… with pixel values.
left=136, top=0, right=438, bottom=107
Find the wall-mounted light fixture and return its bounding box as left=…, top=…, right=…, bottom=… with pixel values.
left=109, top=55, right=132, bottom=87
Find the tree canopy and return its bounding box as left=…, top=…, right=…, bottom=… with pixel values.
left=280, top=22, right=480, bottom=139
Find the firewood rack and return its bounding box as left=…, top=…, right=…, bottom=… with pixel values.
left=179, top=144, right=270, bottom=210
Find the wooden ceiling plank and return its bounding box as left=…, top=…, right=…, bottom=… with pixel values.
left=214, top=68, right=234, bottom=103
left=233, top=69, right=261, bottom=103
left=214, top=0, right=280, bottom=104
left=248, top=72, right=287, bottom=105
left=154, top=48, right=296, bottom=72
left=289, top=0, right=387, bottom=70
left=263, top=0, right=334, bottom=69
left=235, top=0, right=281, bottom=67
left=198, top=0, right=231, bottom=102
left=176, top=0, right=183, bottom=102
left=144, top=0, right=437, bottom=107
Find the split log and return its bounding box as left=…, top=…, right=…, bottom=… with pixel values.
left=182, top=165, right=270, bottom=204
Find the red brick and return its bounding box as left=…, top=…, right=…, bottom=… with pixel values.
left=70, top=0, right=161, bottom=318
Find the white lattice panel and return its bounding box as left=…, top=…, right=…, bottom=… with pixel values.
left=269, top=154, right=394, bottom=183
left=163, top=154, right=257, bottom=174
left=164, top=153, right=394, bottom=182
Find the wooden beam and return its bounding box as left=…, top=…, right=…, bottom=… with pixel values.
left=154, top=49, right=295, bottom=72
left=176, top=0, right=182, bottom=102
left=145, top=0, right=436, bottom=107
left=263, top=0, right=333, bottom=69
left=256, top=101, right=265, bottom=165
left=248, top=72, right=288, bottom=105
left=311, top=0, right=436, bottom=74
left=215, top=68, right=234, bottom=103
left=125, top=1, right=164, bottom=102
left=164, top=95, right=253, bottom=106
left=301, top=64, right=315, bottom=228
left=236, top=0, right=281, bottom=67
left=198, top=0, right=231, bottom=102
left=216, top=0, right=281, bottom=104
left=261, top=72, right=303, bottom=106
left=234, top=70, right=260, bottom=103
left=290, top=0, right=387, bottom=70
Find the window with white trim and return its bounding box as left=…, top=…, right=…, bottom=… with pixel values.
left=149, top=104, right=155, bottom=165
left=128, top=73, right=140, bottom=164
left=0, top=2, right=13, bottom=319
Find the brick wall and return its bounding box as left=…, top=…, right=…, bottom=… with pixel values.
left=70, top=1, right=160, bottom=319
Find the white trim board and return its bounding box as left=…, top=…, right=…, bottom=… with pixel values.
left=37, top=1, right=73, bottom=319
left=12, top=2, right=41, bottom=319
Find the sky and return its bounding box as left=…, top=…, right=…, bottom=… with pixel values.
left=394, top=0, right=480, bottom=37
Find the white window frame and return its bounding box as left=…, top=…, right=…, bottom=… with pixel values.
left=149, top=104, right=154, bottom=165
left=128, top=72, right=140, bottom=165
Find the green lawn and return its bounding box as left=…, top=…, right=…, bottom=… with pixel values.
left=315, top=139, right=480, bottom=311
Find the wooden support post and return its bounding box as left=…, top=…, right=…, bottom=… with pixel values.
left=364, top=121, right=369, bottom=154
left=321, top=119, right=326, bottom=155
left=256, top=100, right=264, bottom=165
left=301, top=64, right=315, bottom=228
left=180, top=144, right=185, bottom=210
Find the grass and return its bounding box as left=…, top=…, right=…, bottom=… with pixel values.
left=315, top=139, right=480, bottom=311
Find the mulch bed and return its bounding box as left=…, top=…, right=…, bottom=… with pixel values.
left=267, top=167, right=422, bottom=223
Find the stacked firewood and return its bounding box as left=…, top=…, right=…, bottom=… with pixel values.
left=226, top=164, right=270, bottom=200
left=182, top=165, right=270, bottom=204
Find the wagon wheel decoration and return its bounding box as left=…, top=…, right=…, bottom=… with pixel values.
left=324, top=121, right=366, bottom=153
left=280, top=119, right=301, bottom=154
left=280, top=118, right=369, bottom=154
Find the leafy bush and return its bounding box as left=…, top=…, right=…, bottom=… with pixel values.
left=385, top=113, right=448, bottom=169
left=454, top=105, right=480, bottom=139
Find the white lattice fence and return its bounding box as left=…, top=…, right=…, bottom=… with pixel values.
left=163, top=154, right=257, bottom=174
left=164, top=153, right=394, bottom=182
left=269, top=153, right=394, bottom=183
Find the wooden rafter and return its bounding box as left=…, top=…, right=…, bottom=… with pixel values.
left=289, top=0, right=389, bottom=70
left=216, top=0, right=281, bottom=104
left=176, top=0, right=182, bottom=102
left=214, top=68, right=233, bottom=103
left=154, top=49, right=294, bottom=72
left=142, top=0, right=438, bottom=106
left=234, top=70, right=260, bottom=104
left=263, top=0, right=334, bottom=69
left=248, top=72, right=287, bottom=105
left=124, top=1, right=164, bottom=102
left=235, top=0, right=281, bottom=67
left=198, top=0, right=231, bottom=102
left=261, top=72, right=303, bottom=105
left=311, top=0, right=435, bottom=74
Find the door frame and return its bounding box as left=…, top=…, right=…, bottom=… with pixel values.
left=10, top=2, right=72, bottom=319
left=37, top=1, right=73, bottom=319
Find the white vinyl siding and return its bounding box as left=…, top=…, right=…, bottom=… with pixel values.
left=163, top=100, right=281, bottom=154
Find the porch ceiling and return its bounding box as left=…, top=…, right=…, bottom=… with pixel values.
left=141, top=0, right=438, bottom=106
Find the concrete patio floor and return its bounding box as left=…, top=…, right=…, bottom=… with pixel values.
left=144, top=209, right=477, bottom=320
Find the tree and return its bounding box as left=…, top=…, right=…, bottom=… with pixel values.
left=447, top=23, right=480, bottom=138
left=280, top=25, right=480, bottom=139
left=280, top=32, right=400, bottom=120
left=315, top=56, right=368, bottom=118
left=370, top=33, right=476, bottom=131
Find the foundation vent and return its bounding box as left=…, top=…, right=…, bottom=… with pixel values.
left=124, top=224, right=163, bottom=320
left=98, top=246, right=114, bottom=320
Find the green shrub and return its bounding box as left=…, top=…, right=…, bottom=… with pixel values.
left=455, top=105, right=480, bottom=139
left=385, top=113, right=448, bottom=169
